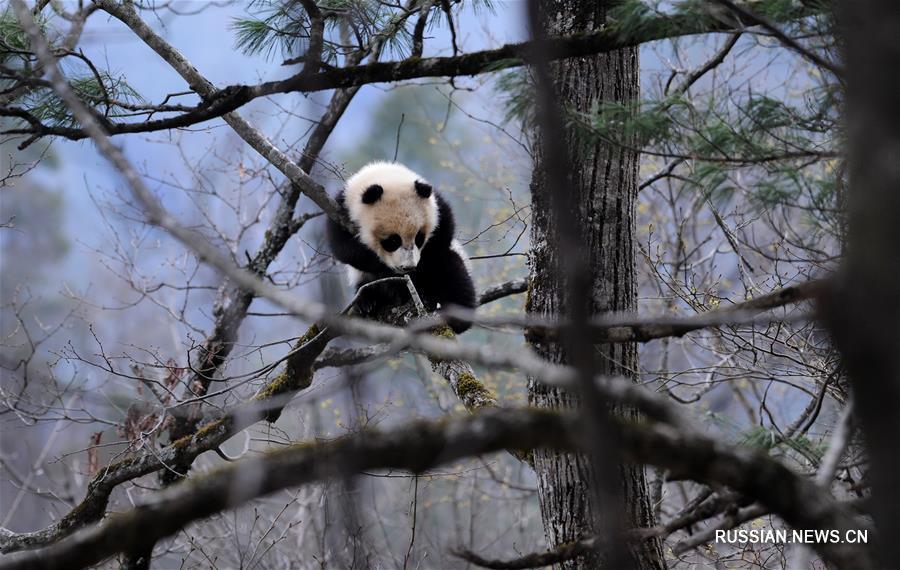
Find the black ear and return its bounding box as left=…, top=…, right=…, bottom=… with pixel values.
left=414, top=180, right=432, bottom=198
left=361, top=184, right=384, bottom=204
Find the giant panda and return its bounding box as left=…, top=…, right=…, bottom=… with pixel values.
left=326, top=161, right=477, bottom=333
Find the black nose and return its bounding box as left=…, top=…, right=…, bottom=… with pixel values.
left=397, top=265, right=416, bottom=273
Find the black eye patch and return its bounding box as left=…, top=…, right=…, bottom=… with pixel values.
left=380, top=234, right=402, bottom=252
left=414, top=180, right=432, bottom=198
left=362, top=184, right=384, bottom=204
left=415, top=230, right=425, bottom=248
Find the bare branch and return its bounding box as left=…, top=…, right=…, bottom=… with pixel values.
left=477, top=278, right=528, bottom=305
left=90, top=0, right=347, bottom=228
left=8, top=0, right=822, bottom=144
left=0, top=407, right=871, bottom=570
left=455, top=535, right=601, bottom=569
left=714, top=0, right=843, bottom=76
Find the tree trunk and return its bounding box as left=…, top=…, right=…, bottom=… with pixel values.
left=526, top=1, right=666, bottom=568
left=827, top=2, right=900, bottom=565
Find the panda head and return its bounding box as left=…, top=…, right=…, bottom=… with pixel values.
left=345, top=162, right=438, bottom=272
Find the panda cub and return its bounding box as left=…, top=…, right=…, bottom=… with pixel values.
left=326, top=162, right=477, bottom=333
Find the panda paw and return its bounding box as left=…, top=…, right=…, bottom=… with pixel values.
left=353, top=280, right=406, bottom=317
left=354, top=292, right=379, bottom=316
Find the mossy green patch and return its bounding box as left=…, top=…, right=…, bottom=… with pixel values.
left=58, top=494, right=107, bottom=529
left=253, top=371, right=290, bottom=401
left=456, top=372, right=495, bottom=404
left=432, top=325, right=456, bottom=339
left=169, top=418, right=228, bottom=449
left=297, top=323, right=321, bottom=345
left=427, top=325, right=456, bottom=364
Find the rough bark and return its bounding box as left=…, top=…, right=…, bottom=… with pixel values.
left=826, top=1, right=900, bottom=565
left=526, top=1, right=666, bottom=568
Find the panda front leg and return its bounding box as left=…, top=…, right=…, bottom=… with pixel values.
left=416, top=247, right=477, bottom=333
left=349, top=268, right=409, bottom=316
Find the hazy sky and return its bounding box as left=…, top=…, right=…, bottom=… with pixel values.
left=24, top=1, right=528, bottom=291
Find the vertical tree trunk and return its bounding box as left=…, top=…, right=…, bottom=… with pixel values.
left=827, top=2, right=900, bottom=565
left=526, top=1, right=666, bottom=568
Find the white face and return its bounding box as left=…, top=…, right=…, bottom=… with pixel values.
left=366, top=210, right=430, bottom=272
left=345, top=162, right=438, bottom=273
left=381, top=241, right=421, bottom=272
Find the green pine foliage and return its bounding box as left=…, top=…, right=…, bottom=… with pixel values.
left=739, top=425, right=825, bottom=461
left=232, top=0, right=400, bottom=63
left=704, top=413, right=826, bottom=465
left=0, top=9, right=45, bottom=64
left=232, top=0, right=486, bottom=64
left=1, top=9, right=143, bottom=128
left=495, top=69, right=535, bottom=133
left=232, top=0, right=320, bottom=61
left=26, top=72, right=142, bottom=126
left=607, top=0, right=690, bottom=41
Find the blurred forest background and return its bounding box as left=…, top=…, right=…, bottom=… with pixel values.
left=0, top=0, right=879, bottom=569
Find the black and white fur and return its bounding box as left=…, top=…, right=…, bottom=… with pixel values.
left=327, top=162, right=477, bottom=333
